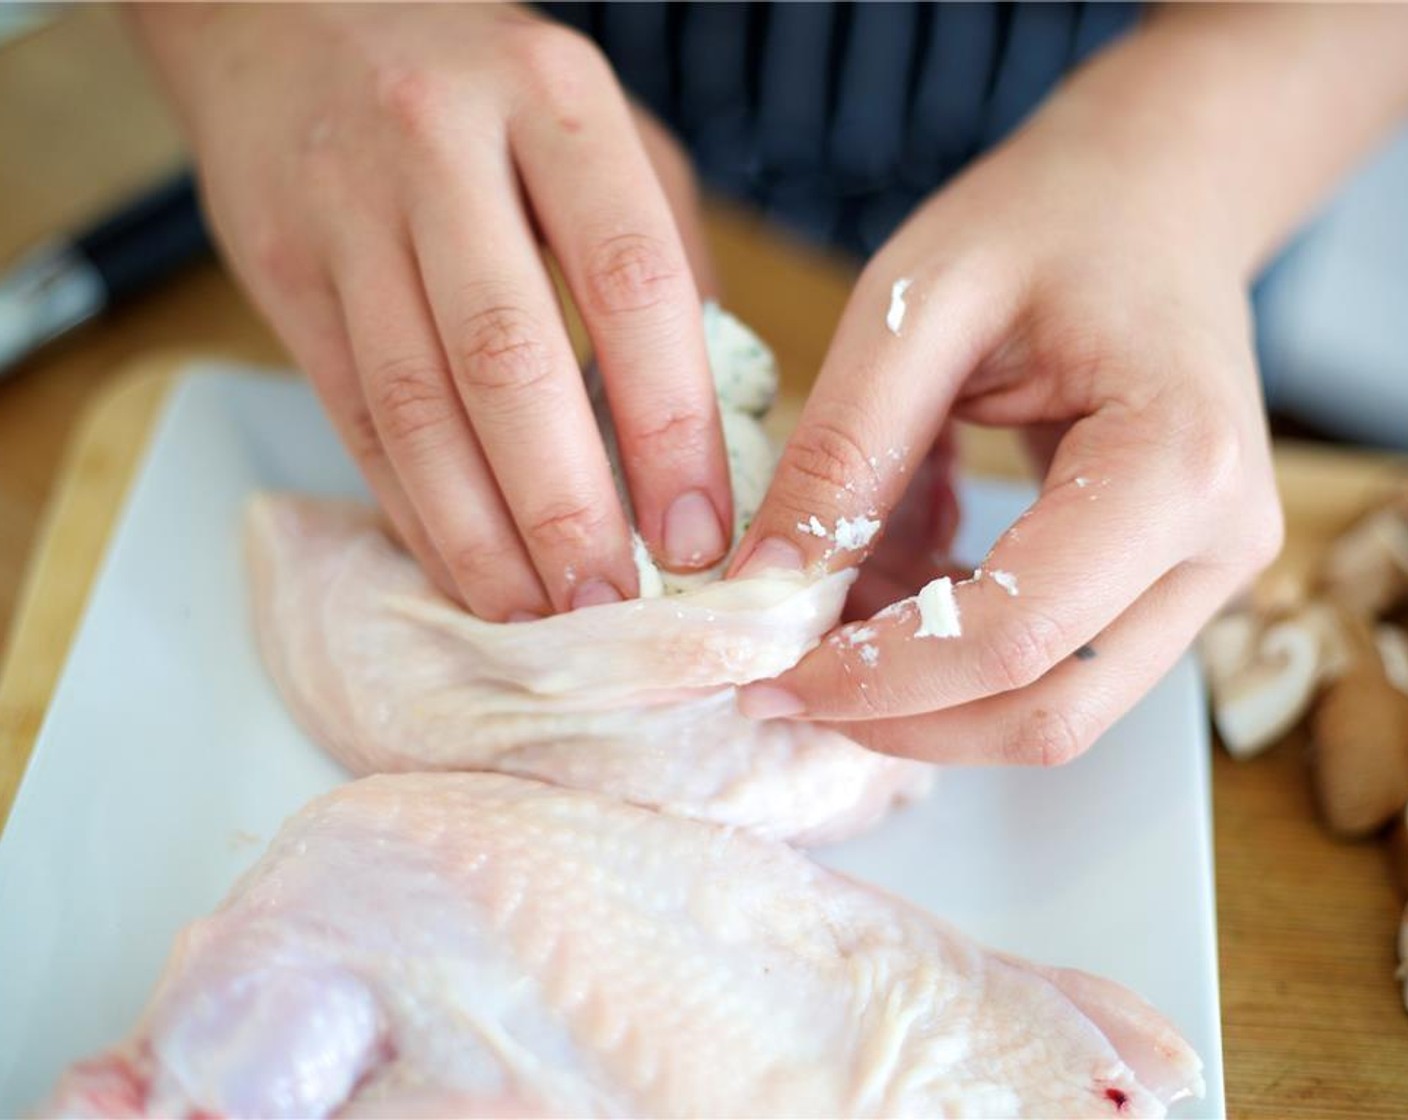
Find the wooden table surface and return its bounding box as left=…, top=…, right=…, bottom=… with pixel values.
left=3, top=9, right=1407, bottom=1117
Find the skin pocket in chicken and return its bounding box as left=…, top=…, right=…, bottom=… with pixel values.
left=246, top=493, right=933, bottom=845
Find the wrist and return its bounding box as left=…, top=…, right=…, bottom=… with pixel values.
left=126, top=4, right=274, bottom=148
left=125, top=3, right=221, bottom=64
left=1017, top=44, right=1265, bottom=284
left=1018, top=3, right=1408, bottom=284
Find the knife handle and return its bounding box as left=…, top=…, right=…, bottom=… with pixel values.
left=76, top=171, right=210, bottom=305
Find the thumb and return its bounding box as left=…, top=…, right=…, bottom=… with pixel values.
left=728, top=260, right=1009, bottom=580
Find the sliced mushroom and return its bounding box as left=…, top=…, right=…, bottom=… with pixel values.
left=1200, top=609, right=1323, bottom=760
left=1319, top=495, right=1408, bottom=618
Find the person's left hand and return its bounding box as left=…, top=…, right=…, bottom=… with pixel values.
left=728, top=114, right=1283, bottom=767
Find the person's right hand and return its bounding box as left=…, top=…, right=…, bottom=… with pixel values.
left=130, top=3, right=731, bottom=620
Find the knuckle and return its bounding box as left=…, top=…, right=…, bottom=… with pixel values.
left=1242, top=500, right=1286, bottom=572
left=1180, top=415, right=1245, bottom=500
left=583, top=233, right=684, bottom=317
left=343, top=406, right=385, bottom=465
left=523, top=500, right=609, bottom=555
left=514, top=23, right=607, bottom=91
left=626, top=407, right=712, bottom=470
left=455, top=305, right=555, bottom=399
left=1007, top=705, right=1090, bottom=768
left=247, top=225, right=312, bottom=295
left=368, top=357, right=449, bottom=444
left=444, top=536, right=519, bottom=591
left=976, top=614, right=1065, bottom=694
left=375, top=66, right=452, bottom=145
left=783, top=419, right=875, bottom=498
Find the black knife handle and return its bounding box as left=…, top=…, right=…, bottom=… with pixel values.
left=75, top=171, right=211, bottom=305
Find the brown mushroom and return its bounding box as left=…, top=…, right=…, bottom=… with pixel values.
left=1390, top=811, right=1408, bottom=896
left=1399, top=903, right=1408, bottom=1014
left=1310, top=609, right=1408, bottom=838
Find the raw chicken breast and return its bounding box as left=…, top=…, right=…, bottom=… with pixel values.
left=44, top=773, right=1203, bottom=1119
left=246, top=495, right=931, bottom=845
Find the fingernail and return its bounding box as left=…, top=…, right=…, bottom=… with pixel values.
left=663, top=489, right=727, bottom=570
left=734, top=536, right=805, bottom=579
left=737, top=683, right=806, bottom=721
left=507, top=610, right=543, bottom=624
left=571, top=579, right=623, bottom=610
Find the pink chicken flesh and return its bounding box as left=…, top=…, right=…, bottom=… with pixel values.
left=246, top=494, right=931, bottom=845
left=45, top=773, right=1204, bottom=1119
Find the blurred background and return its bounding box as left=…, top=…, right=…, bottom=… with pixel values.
left=2, top=11, right=1407, bottom=1113
left=2, top=3, right=1406, bottom=639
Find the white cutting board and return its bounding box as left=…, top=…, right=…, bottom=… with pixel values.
left=0, top=367, right=1225, bottom=1117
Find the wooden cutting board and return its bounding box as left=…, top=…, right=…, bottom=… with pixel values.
left=3, top=354, right=1408, bottom=1117
left=0, top=359, right=179, bottom=824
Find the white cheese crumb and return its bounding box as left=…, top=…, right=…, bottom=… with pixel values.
left=914, top=576, right=962, bottom=639
left=886, top=277, right=913, bottom=336
left=1376, top=625, right=1408, bottom=695
left=631, top=532, right=665, bottom=599
left=845, top=626, right=878, bottom=645
left=859, top=643, right=880, bottom=667
left=989, top=569, right=1019, bottom=597
left=833, top=515, right=881, bottom=551
left=804, top=515, right=828, bottom=538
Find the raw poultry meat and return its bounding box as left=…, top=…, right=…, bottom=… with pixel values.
left=246, top=494, right=931, bottom=845
left=43, top=773, right=1204, bottom=1119
left=246, top=302, right=930, bottom=845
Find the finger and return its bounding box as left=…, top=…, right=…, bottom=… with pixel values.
left=831, top=561, right=1238, bottom=766
left=630, top=105, right=718, bottom=298
left=860, top=431, right=961, bottom=582
left=511, top=45, right=732, bottom=574
left=739, top=408, right=1224, bottom=721
left=843, top=439, right=963, bottom=621
left=728, top=256, right=1014, bottom=580
left=408, top=160, right=637, bottom=613
left=332, top=235, right=552, bottom=621
left=237, top=272, right=460, bottom=596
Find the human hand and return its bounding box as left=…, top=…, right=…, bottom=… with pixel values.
left=731, top=109, right=1283, bottom=766
left=130, top=3, right=729, bottom=620
left=838, top=428, right=964, bottom=624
